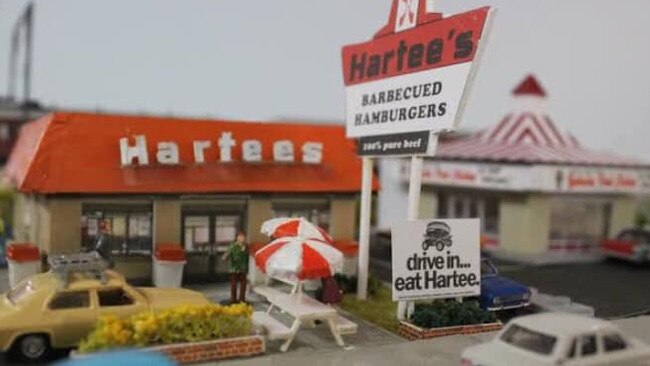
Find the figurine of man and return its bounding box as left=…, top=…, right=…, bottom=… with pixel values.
left=222, top=231, right=249, bottom=303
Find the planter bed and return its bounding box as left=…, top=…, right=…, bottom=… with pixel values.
left=73, top=335, right=265, bottom=365
left=398, top=320, right=503, bottom=341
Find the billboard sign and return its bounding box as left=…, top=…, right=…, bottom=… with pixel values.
left=342, top=5, right=494, bottom=139
left=391, top=218, right=481, bottom=301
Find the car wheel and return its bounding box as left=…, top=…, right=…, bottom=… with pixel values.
left=436, top=241, right=445, bottom=251
left=13, top=334, right=51, bottom=363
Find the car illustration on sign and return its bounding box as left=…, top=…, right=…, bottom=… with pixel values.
left=0, top=270, right=210, bottom=362
left=602, top=228, right=650, bottom=264
left=479, top=258, right=531, bottom=311
left=461, top=313, right=650, bottom=366
left=421, top=221, right=453, bottom=251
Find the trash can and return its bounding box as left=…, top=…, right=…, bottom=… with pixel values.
left=153, top=244, right=186, bottom=288
left=6, top=243, right=40, bottom=288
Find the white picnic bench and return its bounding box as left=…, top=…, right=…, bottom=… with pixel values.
left=252, top=284, right=357, bottom=352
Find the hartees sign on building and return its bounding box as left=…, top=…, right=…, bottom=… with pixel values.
left=342, top=6, right=494, bottom=138
left=119, top=133, right=324, bottom=167
left=391, top=218, right=480, bottom=301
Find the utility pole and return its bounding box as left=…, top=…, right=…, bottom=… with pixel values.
left=7, top=2, right=34, bottom=103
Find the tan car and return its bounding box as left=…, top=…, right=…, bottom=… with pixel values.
left=0, top=270, right=210, bottom=362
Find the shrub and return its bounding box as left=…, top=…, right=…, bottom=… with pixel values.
left=409, top=301, right=496, bottom=329
left=78, top=303, right=253, bottom=354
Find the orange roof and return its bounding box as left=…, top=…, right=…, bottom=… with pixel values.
left=4, top=112, right=378, bottom=194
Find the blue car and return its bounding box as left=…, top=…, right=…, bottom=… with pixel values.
left=479, top=258, right=531, bottom=311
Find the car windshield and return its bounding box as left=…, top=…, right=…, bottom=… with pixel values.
left=500, top=324, right=557, bottom=355
left=6, top=280, right=36, bottom=305
left=481, top=259, right=498, bottom=277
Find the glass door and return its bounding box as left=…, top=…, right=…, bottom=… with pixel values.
left=181, top=209, right=244, bottom=280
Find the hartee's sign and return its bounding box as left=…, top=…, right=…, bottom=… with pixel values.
left=119, top=132, right=324, bottom=167
left=341, top=5, right=494, bottom=138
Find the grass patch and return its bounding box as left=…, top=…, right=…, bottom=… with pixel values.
left=339, top=284, right=399, bottom=334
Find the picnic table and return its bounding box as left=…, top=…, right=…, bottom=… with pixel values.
left=269, top=292, right=344, bottom=352
left=253, top=286, right=357, bottom=352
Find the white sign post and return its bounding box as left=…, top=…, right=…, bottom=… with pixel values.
left=341, top=1, right=495, bottom=304
left=391, top=219, right=481, bottom=301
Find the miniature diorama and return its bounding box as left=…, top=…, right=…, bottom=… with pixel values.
left=0, top=0, right=649, bottom=365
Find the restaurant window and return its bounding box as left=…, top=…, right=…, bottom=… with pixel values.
left=182, top=211, right=243, bottom=253
left=272, top=202, right=330, bottom=232
left=437, top=192, right=499, bottom=235
left=81, top=204, right=153, bottom=255
left=549, top=197, right=611, bottom=243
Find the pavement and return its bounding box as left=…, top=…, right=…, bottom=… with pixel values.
left=214, top=316, right=650, bottom=366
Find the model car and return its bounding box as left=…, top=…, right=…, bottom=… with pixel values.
left=479, top=258, right=531, bottom=311
left=461, top=313, right=650, bottom=366
left=602, top=228, right=650, bottom=263
left=0, top=270, right=210, bottom=362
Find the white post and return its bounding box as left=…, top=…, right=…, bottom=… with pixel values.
left=396, top=155, right=424, bottom=319
left=357, top=157, right=373, bottom=300
left=407, top=156, right=423, bottom=220
left=397, top=135, right=438, bottom=320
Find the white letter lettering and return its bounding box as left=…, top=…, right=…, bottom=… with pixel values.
left=119, top=135, right=149, bottom=166
left=156, top=142, right=179, bottom=165
left=193, top=140, right=212, bottom=163
left=301, top=142, right=323, bottom=164
left=242, top=140, right=262, bottom=162
left=273, top=140, right=294, bottom=162
left=218, top=132, right=236, bottom=162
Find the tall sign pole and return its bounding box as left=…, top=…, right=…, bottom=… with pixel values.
left=341, top=1, right=495, bottom=305
left=357, top=156, right=374, bottom=299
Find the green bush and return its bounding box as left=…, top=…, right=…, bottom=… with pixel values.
left=410, top=301, right=496, bottom=329
left=78, top=303, right=253, bottom=354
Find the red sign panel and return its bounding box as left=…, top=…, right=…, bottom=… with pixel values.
left=342, top=7, right=490, bottom=87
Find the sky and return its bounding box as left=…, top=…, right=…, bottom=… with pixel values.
left=0, top=0, right=649, bottom=160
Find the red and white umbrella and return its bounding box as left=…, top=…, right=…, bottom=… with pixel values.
left=254, top=237, right=343, bottom=281
left=261, top=217, right=333, bottom=243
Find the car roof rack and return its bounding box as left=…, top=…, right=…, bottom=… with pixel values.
left=49, top=251, right=109, bottom=287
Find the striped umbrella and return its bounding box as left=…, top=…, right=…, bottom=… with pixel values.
left=260, top=217, right=333, bottom=243
left=254, top=236, right=343, bottom=281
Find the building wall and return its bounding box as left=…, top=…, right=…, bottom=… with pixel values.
left=246, top=198, right=272, bottom=244
left=153, top=199, right=181, bottom=244
left=377, top=158, right=408, bottom=230
left=47, top=198, right=82, bottom=254
left=609, top=196, right=637, bottom=237
left=499, top=194, right=550, bottom=255
left=419, top=188, right=438, bottom=219
left=329, top=197, right=357, bottom=239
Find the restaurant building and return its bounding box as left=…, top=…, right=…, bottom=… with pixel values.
left=4, top=112, right=371, bottom=281
left=379, top=75, right=650, bottom=263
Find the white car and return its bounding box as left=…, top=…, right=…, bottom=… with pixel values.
left=461, top=313, right=650, bottom=366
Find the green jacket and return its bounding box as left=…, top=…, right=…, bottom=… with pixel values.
left=227, top=242, right=249, bottom=273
